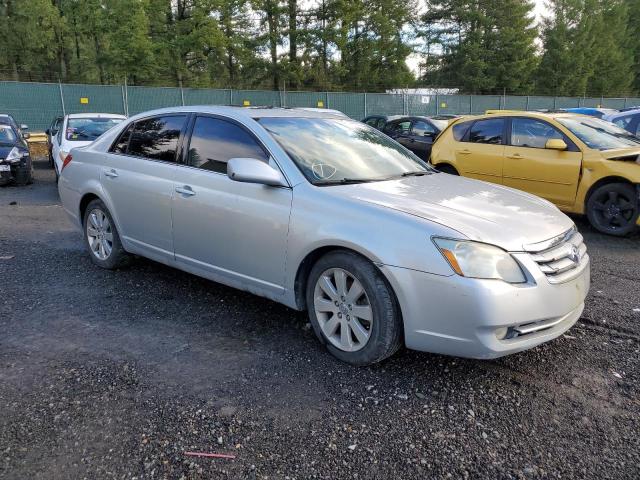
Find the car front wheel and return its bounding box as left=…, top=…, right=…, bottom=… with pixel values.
left=306, top=251, right=403, bottom=365
left=586, top=183, right=639, bottom=236
left=83, top=199, right=131, bottom=269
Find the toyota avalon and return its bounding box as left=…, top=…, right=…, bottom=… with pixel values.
left=58, top=107, right=590, bottom=365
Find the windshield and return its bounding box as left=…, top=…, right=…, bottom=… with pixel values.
left=557, top=117, right=640, bottom=150
left=66, top=117, right=123, bottom=142
left=0, top=124, right=18, bottom=145
left=259, top=117, right=432, bottom=185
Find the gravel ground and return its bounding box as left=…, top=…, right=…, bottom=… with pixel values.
left=1, top=158, right=639, bottom=480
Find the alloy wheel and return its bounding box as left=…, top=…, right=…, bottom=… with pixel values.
left=591, top=189, right=637, bottom=232
left=86, top=208, right=114, bottom=260
left=313, top=268, right=373, bottom=352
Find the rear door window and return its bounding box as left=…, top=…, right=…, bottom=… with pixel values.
left=111, top=124, right=134, bottom=154
left=467, top=119, right=505, bottom=145
left=452, top=121, right=472, bottom=141
left=386, top=121, right=411, bottom=135
left=186, top=116, right=268, bottom=174
left=128, top=115, right=187, bottom=162
left=411, top=120, right=436, bottom=136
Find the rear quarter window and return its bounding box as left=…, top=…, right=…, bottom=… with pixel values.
left=452, top=121, right=472, bottom=141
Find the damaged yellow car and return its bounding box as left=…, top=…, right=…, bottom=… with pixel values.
left=430, top=111, right=640, bottom=236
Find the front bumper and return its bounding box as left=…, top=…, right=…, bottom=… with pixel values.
left=0, top=158, right=30, bottom=185
left=381, top=254, right=590, bottom=359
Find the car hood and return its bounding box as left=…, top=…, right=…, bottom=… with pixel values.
left=328, top=173, right=574, bottom=251
left=601, top=147, right=640, bottom=161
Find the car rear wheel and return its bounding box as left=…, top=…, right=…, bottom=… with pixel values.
left=306, top=250, right=403, bottom=365
left=586, top=183, right=639, bottom=236
left=436, top=164, right=459, bottom=175
left=83, top=199, right=131, bottom=269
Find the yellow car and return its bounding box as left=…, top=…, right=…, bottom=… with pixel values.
left=430, top=111, right=640, bottom=236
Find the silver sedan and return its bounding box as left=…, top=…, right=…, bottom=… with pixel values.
left=58, top=107, right=590, bottom=365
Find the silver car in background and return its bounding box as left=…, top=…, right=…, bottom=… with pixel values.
left=58, top=107, right=590, bottom=365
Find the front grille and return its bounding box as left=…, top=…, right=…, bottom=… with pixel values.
left=525, top=227, right=588, bottom=284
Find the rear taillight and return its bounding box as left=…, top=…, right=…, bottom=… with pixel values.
left=61, top=154, right=72, bottom=171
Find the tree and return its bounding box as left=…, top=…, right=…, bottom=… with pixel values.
left=537, top=0, right=634, bottom=96
left=419, top=0, right=538, bottom=94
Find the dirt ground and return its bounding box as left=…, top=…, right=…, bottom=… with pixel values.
left=1, top=158, right=639, bottom=479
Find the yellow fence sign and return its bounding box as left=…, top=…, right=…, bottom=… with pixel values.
left=80, top=97, right=89, bottom=104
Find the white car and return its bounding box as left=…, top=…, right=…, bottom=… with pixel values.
left=51, top=113, right=126, bottom=180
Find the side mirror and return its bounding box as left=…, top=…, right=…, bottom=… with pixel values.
left=545, top=139, right=567, bottom=150
left=23, top=132, right=31, bottom=139
left=227, top=158, right=287, bottom=187
left=20, top=124, right=29, bottom=130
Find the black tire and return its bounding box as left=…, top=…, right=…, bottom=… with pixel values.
left=436, top=163, right=459, bottom=175
left=48, top=149, right=54, bottom=168
left=586, top=183, right=639, bottom=236
left=306, top=250, right=403, bottom=365
left=13, top=159, right=33, bottom=186
left=83, top=199, right=132, bottom=269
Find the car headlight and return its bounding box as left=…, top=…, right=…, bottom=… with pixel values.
left=433, top=237, right=526, bottom=283
left=6, top=147, right=28, bottom=163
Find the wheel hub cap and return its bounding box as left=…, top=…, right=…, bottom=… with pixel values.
left=86, top=209, right=113, bottom=261
left=313, top=268, right=373, bottom=353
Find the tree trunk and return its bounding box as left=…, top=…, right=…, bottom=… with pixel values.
left=288, top=0, right=297, bottom=88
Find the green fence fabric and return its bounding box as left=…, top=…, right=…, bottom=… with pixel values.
left=2, top=80, right=640, bottom=132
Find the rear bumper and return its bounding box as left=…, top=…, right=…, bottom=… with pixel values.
left=381, top=256, right=590, bottom=359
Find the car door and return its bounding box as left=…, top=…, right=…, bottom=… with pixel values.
left=454, top=118, right=506, bottom=183
left=409, top=119, right=437, bottom=159
left=51, top=118, right=66, bottom=172
left=502, top=117, right=582, bottom=206
left=100, top=114, right=188, bottom=263
left=172, top=114, right=292, bottom=296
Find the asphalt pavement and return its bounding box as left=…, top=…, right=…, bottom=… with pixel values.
left=1, top=158, right=638, bottom=479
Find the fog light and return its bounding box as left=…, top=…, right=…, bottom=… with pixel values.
left=495, top=327, right=508, bottom=340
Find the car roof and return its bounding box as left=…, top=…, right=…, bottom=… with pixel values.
left=125, top=105, right=352, bottom=122
left=478, top=110, right=594, bottom=121
left=607, top=108, right=640, bottom=118
left=66, top=113, right=128, bottom=119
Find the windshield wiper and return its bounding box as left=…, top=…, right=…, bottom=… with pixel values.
left=316, top=177, right=381, bottom=186
left=400, top=171, right=429, bottom=177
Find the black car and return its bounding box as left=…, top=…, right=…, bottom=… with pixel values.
left=0, top=119, right=33, bottom=186
left=362, top=115, right=404, bottom=131
left=0, top=114, right=29, bottom=138
left=381, top=116, right=450, bottom=160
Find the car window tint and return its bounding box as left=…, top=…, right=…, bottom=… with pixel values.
left=187, top=116, right=268, bottom=173
left=111, top=124, right=134, bottom=154
left=128, top=115, right=186, bottom=162
left=376, top=118, right=386, bottom=129
left=365, top=117, right=378, bottom=127
left=452, top=121, right=471, bottom=141
left=511, top=118, right=564, bottom=149
left=612, top=115, right=634, bottom=130
left=412, top=120, right=435, bottom=136
left=468, top=119, right=504, bottom=145
left=390, top=121, right=411, bottom=134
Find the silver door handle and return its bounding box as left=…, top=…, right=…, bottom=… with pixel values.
left=175, top=186, right=196, bottom=196
left=103, top=169, right=118, bottom=178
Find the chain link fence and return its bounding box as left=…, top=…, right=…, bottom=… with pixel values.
left=2, top=80, right=639, bottom=132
